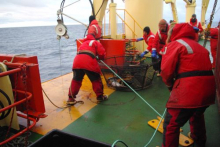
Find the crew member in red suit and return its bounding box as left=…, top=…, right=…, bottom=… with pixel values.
left=208, top=21, right=219, bottom=68
left=189, top=14, right=203, bottom=41
left=88, top=15, right=102, bottom=40
left=152, top=19, right=169, bottom=76
left=161, top=23, right=216, bottom=147
left=67, top=34, right=107, bottom=105
left=136, top=26, right=155, bottom=57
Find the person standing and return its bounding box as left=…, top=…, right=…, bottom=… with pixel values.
left=207, top=21, right=219, bottom=69
left=67, top=34, right=107, bottom=105
left=161, top=23, right=216, bottom=147
left=88, top=15, right=102, bottom=40
left=152, top=19, right=169, bottom=76
left=189, top=14, right=204, bottom=41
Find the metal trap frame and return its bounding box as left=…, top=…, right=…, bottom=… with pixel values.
left=99, top=56, right=155, bottom=91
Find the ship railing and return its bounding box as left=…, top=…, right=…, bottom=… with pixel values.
left=0, top=63, right=36, bottom=146
left=103, top=8, right=145, bottom=51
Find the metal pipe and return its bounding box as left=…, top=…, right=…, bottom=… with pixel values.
left=0, top=68, right=21, bottom=77
left=0, top=90, right=32, bottom=113
left=0, top=113, right=36, bottom=146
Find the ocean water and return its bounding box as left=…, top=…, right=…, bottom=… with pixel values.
left=0, top=25, right=86, bottom=82
left=0, top=24, right=124, bottom=82
left=0, top=23, right=216, bottom=82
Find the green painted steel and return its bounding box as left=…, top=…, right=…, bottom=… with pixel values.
left=28, top=132, right=43, bottom=143
left=62, top=75, right=220, bottom=147
left=29, top=40, right=220, bottom=146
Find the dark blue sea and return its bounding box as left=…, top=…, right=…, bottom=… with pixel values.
left=0, top=22, right=217, bottom=82
left=0, top=25, right=87, bottom=82
left=0, top=24, right=125, bottom=82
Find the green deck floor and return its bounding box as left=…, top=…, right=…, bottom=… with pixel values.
left=60, top=76, right=220, bottom=147
left=28, top=40, right=220, bottom=146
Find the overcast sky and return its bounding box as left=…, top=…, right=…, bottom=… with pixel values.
left=0, top=0, right=219, bottom=28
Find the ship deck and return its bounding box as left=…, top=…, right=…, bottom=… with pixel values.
left=24, top=74, right=220, bottom=147
left=18, top=40, right=220, bottom=147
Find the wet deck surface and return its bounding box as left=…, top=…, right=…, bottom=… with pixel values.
left=27, top=73, right=220, bottom=147
left=24, top=40, right=220, bottom=146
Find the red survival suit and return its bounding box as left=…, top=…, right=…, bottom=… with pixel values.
left=209, top=27, right=219, bottom=68
left=189, top=19, right=203, bottom=41
left=152, top=26, right=169, bottom=54
left=161, top=23, right=215, bottom=147
left=69, top=34, right=106, bottom=98
left=143, top=31, right=155, bottom=52
left=152, top=25, right=169, bottom=72
left=88, top=20, right=102, bottom=40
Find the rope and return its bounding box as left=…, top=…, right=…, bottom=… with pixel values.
left=41, top=40, right=83, bottom=109
left=77, top=38, right=164, bottom=146
left=111, top=140, right=128, bottom=147
left=42, top=88, right=69, bottom=109
left=0, top=129, right=32, bottom=147
left=144, top=108, right=167, bottom=147
left=41, top=40, right=84, bottom=109
left=99, top=60, right=162, bottom=117
left=59, top=39, right=65, bottom=100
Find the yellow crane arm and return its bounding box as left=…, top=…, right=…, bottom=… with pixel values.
left=164, top=0, right=179, bottom=23
left=201, top=0, right=210, bottom=28
left=183, top=0, right=196, bottom=22
left=93, top=0, right=109, bottom=27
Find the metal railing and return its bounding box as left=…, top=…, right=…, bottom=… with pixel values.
left=103, top=9, right=144, bottom=51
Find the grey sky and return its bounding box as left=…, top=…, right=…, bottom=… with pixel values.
left=164, top=0, right=220, bottom=24
left=0, top=0, right=219, bottom=28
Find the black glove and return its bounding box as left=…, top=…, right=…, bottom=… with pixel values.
left=167, top=86, right=173, bottom=92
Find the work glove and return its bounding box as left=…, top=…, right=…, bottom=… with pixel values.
left=136, top=38, right=143, bottom=42
left=151, top=50, right=158, bottom=58
left=140, top=51, right=148, bottom=58
left=193, top=26, right=199, bottom=33
left=168, top=86, right=173, bottom=92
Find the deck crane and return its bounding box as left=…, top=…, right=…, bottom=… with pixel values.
left=164, top=0, right=179, bottom=23
left=184, top=0, right=210, bottom=28
left=201, top=0, right=210, bottom=28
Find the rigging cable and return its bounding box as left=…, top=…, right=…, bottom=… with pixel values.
left=203, top=0, right=218, bottom=47
left=100, top=59, right=166, bottom=146
left=89, top=0, right=95, bottom=17
left=60, top=0, right=65, bottom=23
left=99, top=60, right=162, bottom=117
left=205, top=5, right=220, bottom=23
left=42, top=40, right=84, bottom=109
left=96, top=0, right=105, bottom=16
left=84, top=0, right=105, bottom=37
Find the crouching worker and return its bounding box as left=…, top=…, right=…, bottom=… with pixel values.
left=136, top=27, right=160, bottom=71
left=67, top=34, right=108, bottom=105
left=161, top=23, right=216, bottom=147
left=136, top=26, right=155, bottom=58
